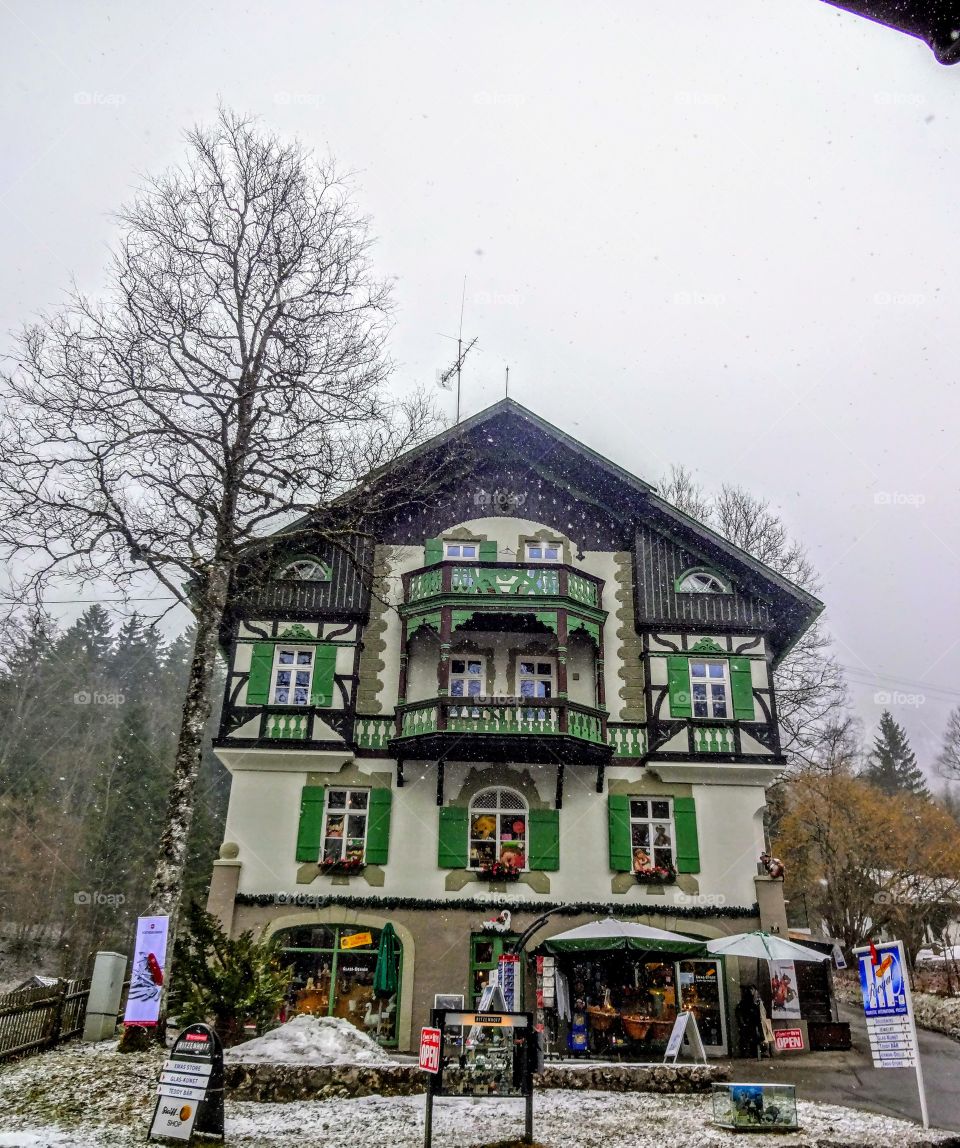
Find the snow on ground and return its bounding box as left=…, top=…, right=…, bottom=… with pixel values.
left=0, top=1038, right=957, bottom=1147
left=225, top=1014, right=395, bottom=1065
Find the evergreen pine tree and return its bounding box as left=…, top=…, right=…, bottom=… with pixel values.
left=864, top=711, right=930, bottom=799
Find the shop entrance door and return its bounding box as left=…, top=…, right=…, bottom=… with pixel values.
left=677, top=959, right=727, bottom=1055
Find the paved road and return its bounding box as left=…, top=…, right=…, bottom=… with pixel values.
left=727, top=1003, right=960, bottom=1133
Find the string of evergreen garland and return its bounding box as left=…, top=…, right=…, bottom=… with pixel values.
left=234, top=892, right=759, bottom=920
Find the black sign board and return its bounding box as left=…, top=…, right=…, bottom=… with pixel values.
left=148, top=1022, right=224, bottom=1143
left=423, top=1009, right=535, bottom=1147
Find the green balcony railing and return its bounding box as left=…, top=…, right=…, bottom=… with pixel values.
left=607, top=723, right=647, bottom=758
left=693, top=725, right=736, bottom=753
left=405, top=562, right=601, bottom=609
left=354, top=715, right=393, bottom=750
left=394, top=697, right=606, bottom=745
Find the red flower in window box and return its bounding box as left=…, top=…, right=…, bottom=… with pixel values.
left=318, top=857, right=366, bottom=875
left=476, top=861, right=522, bottom=882
left=634, top=863, right=676, bottom=885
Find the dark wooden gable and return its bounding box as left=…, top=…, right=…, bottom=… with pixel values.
left=633, top=520, right=775, bottom=630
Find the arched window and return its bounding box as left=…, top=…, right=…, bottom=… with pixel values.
left=675, top=568, right=729, bottom=594
left=278, top=557, right=330, bottom=582
left=469, top=787, right=527, bottom=871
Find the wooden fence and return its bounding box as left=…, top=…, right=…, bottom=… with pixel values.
left=0, top=979, right=91, bottom=1064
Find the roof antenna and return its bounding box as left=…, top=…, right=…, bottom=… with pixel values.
left=436, top=276, right=477, bottom=423
left=505, top=365, right=510, bottom=399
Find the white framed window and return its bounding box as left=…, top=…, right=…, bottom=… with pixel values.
left=677, top=569, right=728, bottom=594
left=272, top=647, right=314, bottom=705
left=322, top=788, right=369, bottom=863
left=629, top=798, right=674, bottom=872
left=525, top=541, right=561, bottom=562
left=450, top=656, right=486, bottom=699
left=518, top=658, right=555, bottom=699
left=690, top=660, right=729, bottom=719
left=468, top=787, right=527, bottom=871
left=444, top=541, right=479, bottom=559
left=278, top=558, right=330, bottom=581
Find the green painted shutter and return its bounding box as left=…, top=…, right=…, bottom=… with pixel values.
left=528, top=808, right=559, bottom=871
left=310, top=644, right=337, bottom=707
left=365, top=788, right=392, bottom=865
left=674, top=796, right=700, bottom=873
left=247, top=642, right=275, bottom=704
left=438, top=806, right=468, bottom=869
left=296, top=785, right=325, bottom=862
left=478, top=540, right=498, bottom=562
left=607, top=795, right=632, bottom=872
left=729, top=658, right=755, bottom=721
left=667, top=656, right=692, bottom=718
left=424, top=538, right=443, bottom=566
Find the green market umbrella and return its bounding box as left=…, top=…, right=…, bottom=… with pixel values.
left=541, top=917, right=707, bottom=956
left=373, top=922, right=400, bottom=997
left=706, top=931, right=829, bottom=962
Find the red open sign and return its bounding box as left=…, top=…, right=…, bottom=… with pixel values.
left=419, top=1027, right=442, bottom=1073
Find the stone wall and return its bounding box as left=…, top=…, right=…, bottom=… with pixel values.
left=224, top=1060, right=729, bottom=1102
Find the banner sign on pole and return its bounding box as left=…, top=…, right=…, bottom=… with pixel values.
left=854, top=939, right=928, bottom=1130
left=769, top=959, right=801, bottom=1020
left=124, top=915, right=169, bottom=1027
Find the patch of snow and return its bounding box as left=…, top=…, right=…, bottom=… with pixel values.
left=225, top=1015, right=396, bottom=1066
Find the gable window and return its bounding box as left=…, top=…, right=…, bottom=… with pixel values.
left=444, top=541, right=479, bottom=559
left=322, top=789, right=369, bottom=863
left=630, top=798, right=674, bottom=873
left=690, top=660, right=729, bottom=719
left=518, top=658, right=555, bottom=699
left=469, top=787, right=527, bottom=871
left=279, top=558, right=330, bottom=581
left=273, top=647, right=314, bottom=704
left=525, top=541, right=561, bottom=562
left=676, top=569, right=729, bottom=594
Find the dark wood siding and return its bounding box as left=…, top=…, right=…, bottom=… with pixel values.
left=232, top=534, right=373, bottom=618
left=633, top=523, right=773, bottom=629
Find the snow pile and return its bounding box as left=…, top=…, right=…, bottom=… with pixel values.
left=226, top=1015, right=394, bottom=1066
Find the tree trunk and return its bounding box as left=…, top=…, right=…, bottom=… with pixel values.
left=146, top=563, right=230, bottom=1024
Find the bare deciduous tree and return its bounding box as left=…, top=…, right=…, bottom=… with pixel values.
left=659, top=465, right=847, bottom=767
left=0, top=107, right=441, bottom=971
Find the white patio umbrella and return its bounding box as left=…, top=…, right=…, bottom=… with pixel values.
left=706, top=931, right=829, bottom=962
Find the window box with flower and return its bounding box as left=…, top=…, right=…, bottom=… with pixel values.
left=318, top=856, right=366, bottom=876
left=634, top=862, right=677, bottom=885
left=476, top=860, right=523, bottom=882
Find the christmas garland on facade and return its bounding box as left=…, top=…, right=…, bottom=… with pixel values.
left=234, top=891, right=759, bottom=921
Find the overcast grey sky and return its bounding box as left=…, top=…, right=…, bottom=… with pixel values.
left=2, top=1, right=958, bottom=777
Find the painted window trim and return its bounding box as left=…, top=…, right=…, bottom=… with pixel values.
left=628, top=796, right=676, bottom=873
left=277, top=556, right=332, bottom=582
left=321, top=787, right=370, bottom=864
left=468, top=786, right=529, bottom=872
left=517, top=655, right=556, bottom=699
left=689, top=659, right=731, bottom=720
left=444, top=540, right=480, bottom=559
left=450, top=654, right=488, bottom=700
left=271, top=645, right=315, bottom=706
left=524, top=540, right=562, bottom=562
left=674, top=567, right=731, bottom=594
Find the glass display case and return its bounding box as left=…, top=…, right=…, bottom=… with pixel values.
left=712, top=1083, right=799, bottom=1131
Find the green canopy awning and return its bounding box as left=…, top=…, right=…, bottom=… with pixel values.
left=540, top=917, right=707, bottom=957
